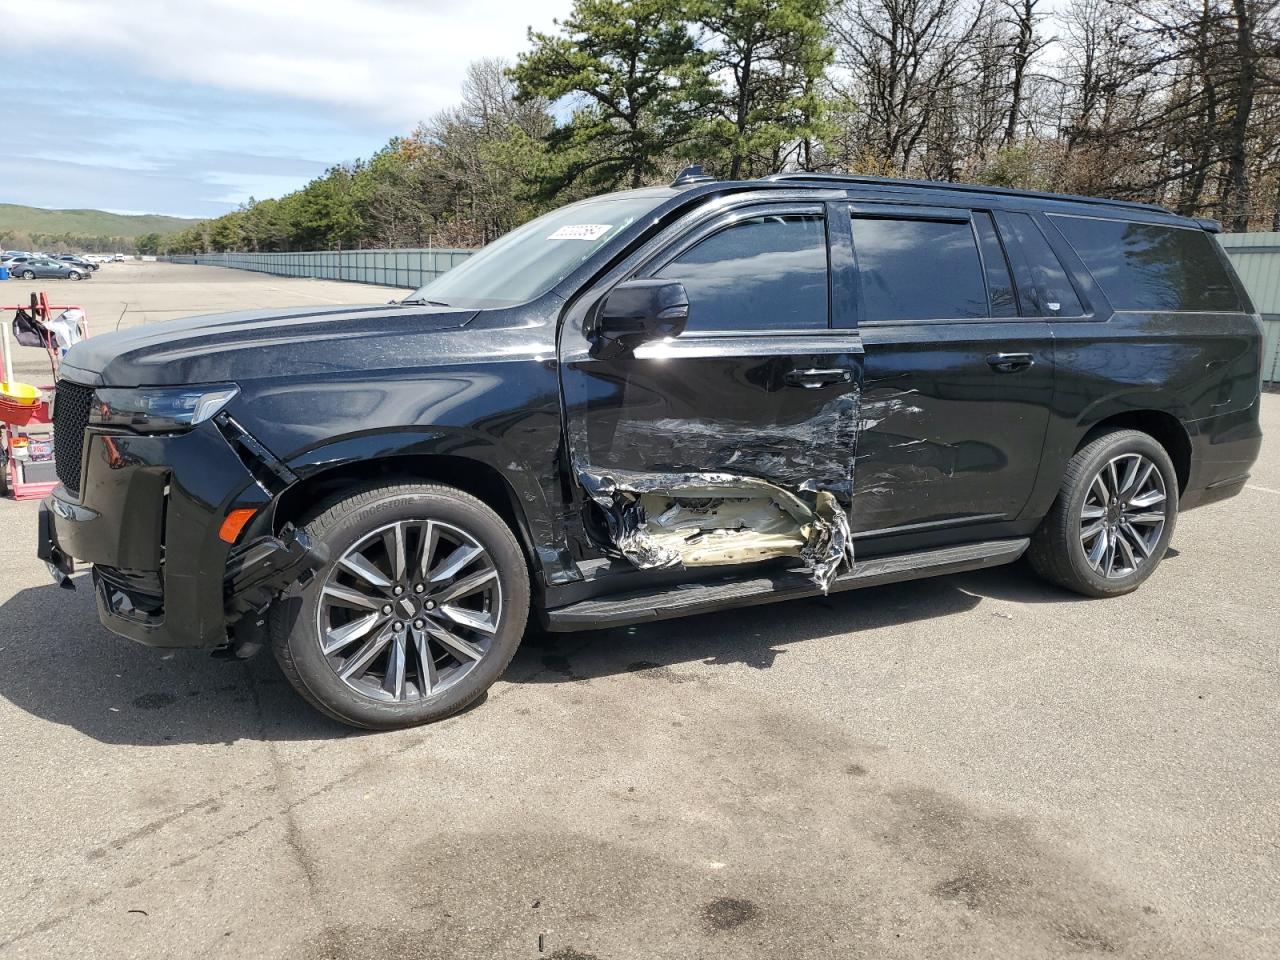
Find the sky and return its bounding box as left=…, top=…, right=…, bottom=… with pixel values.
left=1, top=0, right=570, bottom=218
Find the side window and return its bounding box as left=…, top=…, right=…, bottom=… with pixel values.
left=851, top=216, right=988, bottom=321
left=653, top=214, right=828, bottom=332
left=973, top=212, right=1019, bottom=317
left=1001, top=212, right=1084, bottom=317
left=1049, top=215, right=1242, bottom=312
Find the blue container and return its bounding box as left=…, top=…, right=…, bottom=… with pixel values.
left=0, top=265, right=9, bottom=280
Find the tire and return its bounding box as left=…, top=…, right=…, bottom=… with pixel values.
left=1028, top=429, right=1178, bottom=597
left=21, top=270, right=34, bottom=280
left=69, top=271, right=82, bottom=281
left=269, top=482, right=530, bottom=729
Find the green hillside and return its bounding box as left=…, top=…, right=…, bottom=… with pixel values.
left=0, top=203, right=196, bottom=239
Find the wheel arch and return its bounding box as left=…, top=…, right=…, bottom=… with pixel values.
left=1078, top=410, right=1191, bottom=495
left=270, top=452, right=540, bottom=580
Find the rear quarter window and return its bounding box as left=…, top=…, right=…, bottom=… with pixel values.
left=1049, top=215, right=1242, bottom=312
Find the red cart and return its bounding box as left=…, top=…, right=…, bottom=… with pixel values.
left=0, top=292, right=91, bottom=499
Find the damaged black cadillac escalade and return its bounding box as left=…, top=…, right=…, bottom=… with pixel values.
left=38, top=171, right=1264, bottom=729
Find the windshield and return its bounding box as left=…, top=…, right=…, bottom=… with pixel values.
left=406, top=195, right=664, bottom=308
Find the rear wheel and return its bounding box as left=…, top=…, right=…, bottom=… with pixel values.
left=270, top=482, right=529, bottom=729
left=21, top=270, right=34, bottom=280
left=1028, top=429, right=1178, bottom=597
left=69, top=271, right=82, bottom=281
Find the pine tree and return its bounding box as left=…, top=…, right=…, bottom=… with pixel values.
left=512, top=0, right=713, bottom=192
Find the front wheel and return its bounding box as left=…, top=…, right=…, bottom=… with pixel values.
left=270, top=482, right=530, bottom=729
left=1028, top=429, right=1178, bottom=598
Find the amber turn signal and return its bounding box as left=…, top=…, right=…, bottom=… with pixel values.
left=218, top=508, right=258, bottom=544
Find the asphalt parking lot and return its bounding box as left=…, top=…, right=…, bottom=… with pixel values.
left=1, top=262, right=1277, bottom=959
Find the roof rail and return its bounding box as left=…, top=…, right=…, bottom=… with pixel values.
left=672, top=164, right=717, bottom=187
left=760, top=172, right=1172, bottom=215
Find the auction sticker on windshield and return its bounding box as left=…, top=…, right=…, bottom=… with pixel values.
left=548, top=224, right=613, bottom=241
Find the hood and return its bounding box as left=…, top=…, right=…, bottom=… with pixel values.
left=58, top=302, right=479, bottom=387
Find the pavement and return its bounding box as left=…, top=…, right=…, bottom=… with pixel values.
left=1, top=263, right=1277, bottom=960
left=2, top=260, right=410, bottom=386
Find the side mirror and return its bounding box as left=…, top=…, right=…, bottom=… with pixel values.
left=595, top=279, right=689, bottom=353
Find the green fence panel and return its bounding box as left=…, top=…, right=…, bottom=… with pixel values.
left=165, top=248, right=474, bottom=291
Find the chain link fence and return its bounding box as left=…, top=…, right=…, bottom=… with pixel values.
left=162, top=248, right=474, bottom=289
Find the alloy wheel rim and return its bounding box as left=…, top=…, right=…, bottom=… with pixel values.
left=317, top=519, right=502, bottom=703
left=1079, top=453, right=1167, bottom=579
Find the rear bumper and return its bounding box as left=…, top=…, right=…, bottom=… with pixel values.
left=1180, top=402, right=1264, bottom=511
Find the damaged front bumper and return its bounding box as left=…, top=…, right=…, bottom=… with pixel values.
left=40, top=498, right=326, bottom=650
left=37, top=414, right=318, bottom=650
left=578, top=467, right=855, bottom=593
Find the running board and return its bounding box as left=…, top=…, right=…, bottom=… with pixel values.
left=544, top=537, right=1029, bottom=631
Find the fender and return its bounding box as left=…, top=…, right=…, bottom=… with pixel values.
left=1071, top=387, right=1196, bottom=435
left=1024, top=388, right=1194, bottom=522
left=274, top=426, right=576, bottom=586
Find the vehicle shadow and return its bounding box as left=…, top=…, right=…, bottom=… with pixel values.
left=946, top=561, right=1093, bottom=605
left=0, top=562, right=1080, bottom=744
left=0, top=573, right=352, bottom=746
left=506, top=562, right=1069, bottom=685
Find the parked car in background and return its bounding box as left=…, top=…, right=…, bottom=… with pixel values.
left=7, top=256, right=91, bottom=280
left=39, top=171, right=1263, bottom=730
left=55, top=255, right=99, bottom=272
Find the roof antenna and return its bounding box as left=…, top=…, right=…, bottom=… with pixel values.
left=671, top=164, right=716, bottom=187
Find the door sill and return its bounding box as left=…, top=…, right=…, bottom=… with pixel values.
left=542, top=537, right=1029, bottom=631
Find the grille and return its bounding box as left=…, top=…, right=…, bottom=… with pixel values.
left=53, top=380, right=93, bottom=494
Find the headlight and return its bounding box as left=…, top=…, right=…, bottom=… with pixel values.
left=90, top=384, right=239, bottom=433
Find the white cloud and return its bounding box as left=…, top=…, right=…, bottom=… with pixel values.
left=13, top=0, right=569, bottom=125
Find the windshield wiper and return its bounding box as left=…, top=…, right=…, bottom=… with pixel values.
left=398, top=297, right=451, bottom=307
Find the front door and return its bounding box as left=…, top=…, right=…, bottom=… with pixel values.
left=843, top=204, right=1055, bottom=538
left=559, top=199, right=864, bottom=579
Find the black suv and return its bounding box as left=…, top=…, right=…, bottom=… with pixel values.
left=38, top=173, right=1263, bottom=729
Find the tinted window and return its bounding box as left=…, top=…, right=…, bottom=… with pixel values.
left=654, top=214, right=828, bottom=331
left=974, top=213, right=1019, bottom=317
left=1002, top=213, right=1084, bottom=316
left=851, top=217, right=988, bottom=321
left=1050, top=215, right=1242, bottom=312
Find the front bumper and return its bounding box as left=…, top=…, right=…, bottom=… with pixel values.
left=36, top=418, right=275, bottom=648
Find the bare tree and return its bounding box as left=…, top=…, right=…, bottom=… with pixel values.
left=1001, top=0, right=1051, bottom=145
left=422, top=59, right=554, bottom=244
left=829, top=0, right=991, bottom=174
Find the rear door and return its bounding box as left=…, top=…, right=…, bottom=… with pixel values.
left=843, top=203, right=1055, bottom=538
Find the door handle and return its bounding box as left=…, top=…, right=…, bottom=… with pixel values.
left=986, top=352, right=1034, bottom=373
left=784, top=367, right=853, bottom=389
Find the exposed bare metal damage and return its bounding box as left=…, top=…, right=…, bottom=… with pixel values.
left=563, top=337, right=863, bottom=590
left=577, top=467, right=856, bottom=593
